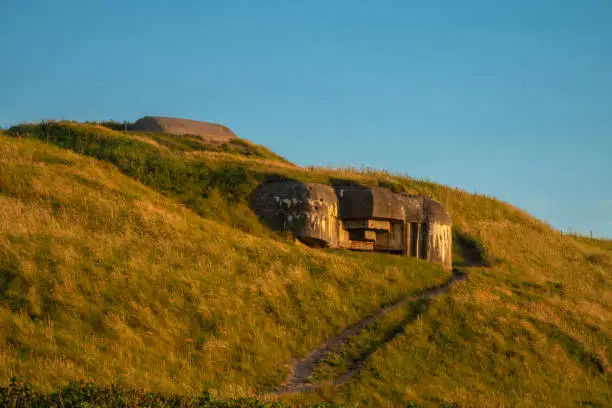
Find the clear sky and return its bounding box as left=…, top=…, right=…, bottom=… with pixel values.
left=1, top=0, right=611, bottom=237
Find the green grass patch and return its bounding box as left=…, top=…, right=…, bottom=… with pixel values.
left=0, top=378, right=338, bottom=407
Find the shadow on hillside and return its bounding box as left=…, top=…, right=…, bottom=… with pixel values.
left=0, top=262, right=30, bottom=311
left=452, top=229, right=493, bottom=267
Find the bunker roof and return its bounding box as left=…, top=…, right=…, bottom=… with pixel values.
left=132, top=116, right=238, bottom=140
left=253, top=182, right=451, bottom=225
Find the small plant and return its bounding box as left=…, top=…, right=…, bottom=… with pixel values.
left=0, top=379, right=339, bottom=407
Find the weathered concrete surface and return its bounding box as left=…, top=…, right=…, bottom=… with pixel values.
left=132, top=116, right=237, bottom=140
left=251, top=182, right=453, bottom=271
left=250, top=182, right=341, bottom=247
left=428, top=222, right=452, bottom=270
left=336, top=186, right=407, bottom=220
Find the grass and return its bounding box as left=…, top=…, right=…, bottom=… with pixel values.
left=6, top=121, right=550, bottom=236
left=310, top=299, right=431, bottom=383
left=293, top=268, right=611, bottom=407
left=0, top=132, right=447, bottom=399
left=0, top=378, right=339, bottom=407
left=1, top=123, right=612, bottom=407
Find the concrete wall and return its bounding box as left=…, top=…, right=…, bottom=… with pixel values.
left=250, top=182, right=341, bottom=247
left=427, top=223, right=453, bottom=272
left=251, top=182, right=453, bottom=271
left=337, top=186, right=407, bottom=220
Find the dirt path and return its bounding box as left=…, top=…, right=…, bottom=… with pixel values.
left=271, top=270, right=467, bottom=395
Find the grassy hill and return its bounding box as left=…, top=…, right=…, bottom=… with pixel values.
left=1, top=122, right=611, bottom=407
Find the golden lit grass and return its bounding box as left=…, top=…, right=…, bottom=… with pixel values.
left=280, top=228, right=611, bottom=407
left=184, top=150, right=298, bottom=170
left=283, top=263, right=611, bottom=407
left=2, top=125, right=612, bottom=407
left=195, top=157, right=612, bottom=407
left=0, top=135, right=447, bottom=398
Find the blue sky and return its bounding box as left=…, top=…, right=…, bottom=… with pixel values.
left=1, top=0, right=611, bottom=237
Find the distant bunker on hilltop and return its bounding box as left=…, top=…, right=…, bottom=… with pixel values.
left=252, top=182, right=453, bottom=271
left=131, top=116, right=238, bottom=141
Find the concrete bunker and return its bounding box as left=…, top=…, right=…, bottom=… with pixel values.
left=131, top=116, right=238, bottom=141
left=251, top=182, right=452, bottom=271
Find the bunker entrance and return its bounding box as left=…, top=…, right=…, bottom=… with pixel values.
left=408, top=222, right=428, bottom=259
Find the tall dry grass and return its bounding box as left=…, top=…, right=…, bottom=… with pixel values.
left=0, top=134, right=446, bottom=398
left=1, top=124, right=611, bottom=407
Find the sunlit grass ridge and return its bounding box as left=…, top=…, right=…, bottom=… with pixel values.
left=1, top=123, right=611, bottom=407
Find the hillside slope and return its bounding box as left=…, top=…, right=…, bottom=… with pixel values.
left=1, top=123, right=611, bottom=407
left=0, top=132, right=448, bottom=395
